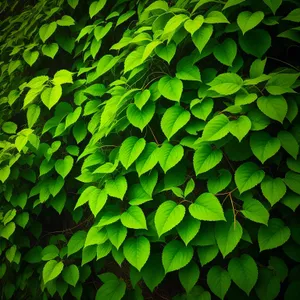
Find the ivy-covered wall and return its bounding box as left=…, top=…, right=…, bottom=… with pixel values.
left=0, top=0, right=300, bottom=299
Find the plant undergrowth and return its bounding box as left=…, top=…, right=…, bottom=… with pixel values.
left=0, top=0, right=300, bottom=299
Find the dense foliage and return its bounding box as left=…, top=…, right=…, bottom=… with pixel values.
left=0, top=0, right=300, bottom=299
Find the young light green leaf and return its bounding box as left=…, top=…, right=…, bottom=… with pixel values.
left=159, top=142, right=184, bottom=173
left=62, top=265, right=79, bottom=287
left=184, top=15, right=204, bottom=35
left=2, top=122, right=17, bottom=134
left=229, top=115, right=251, bottom=142
left=278, top=130, right=299, bottom=159
left=88, top=190, right=108, bottom=217
left=207, top=169, right=232, bottom=194
left=208, top=73, right=243, bottom=95
left=176, top=57, right=201, bottom=81
left=189, top=193, right=225, bottom=221
left=95, top=276, right=126, bottom=300
left=191, top=98, right=214, bottom=121
left=207, top=266, right=231, bottom=300
left=123, top=236, right=150, bottom=271
left=265, top=73, right=299, bottom=95
left=67, top=231, right=87, bottom=257
left=127, top=102, right=155, bottom=131
left=213, top=38, right=237, bottom=66
left=179, top=261, right=200, bottom=294
left=119, top=137, right=146, bottom=169
left=43, top=260, right=64, bottom=284
left=158, top=76, right=183, bottom=102
left=106, top=222, right=127, bottom=250
left=154, top=200, right=186, bottom=237
left=205, top=11, right=229, bottom=24
left=161, top=104, right=191, bottom=140
left=135, top=142, right=159, bottom=176
left=258, top=218, right=291, bottom=251
left=27, top=104, right=41, bottom=128
left=177, top=215, right=201, bottom=246
left=55, top=156, right=74, bottom=178
left=192, top=24, right=213, bottom=54
left=261, top=176, right=286, bottom=206
left=121, top=206, right=147, bottom=229
left=228, top=254, right=258, bottom=295
left=215, top=218, right=243, bottom=257
left=237, top=11, right=264, bottom=35
left=105, top=176, right=127, bottom=200
left=193, top=143, right=223, bottom=175
left=134, top=89, right=150, bottom=110
left=162, top=240, right=193, bottom=273
left=235, top=162, right=265, bottom=194
left=23, top=50, right=39, bottom=66
left=39, top=22, right=57, bottom=43
left=41, top=85, right=62, bottom=110
left=184, top=178, right=195, bottom=198
left=250, top=132, right=281, bottom=163
left=241, top=198, right=270, bottom=225
left=89, top=0, right=107, bottom=18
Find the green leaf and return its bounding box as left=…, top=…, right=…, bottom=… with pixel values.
left=41, top=85, right=62, bottom=110
left=278, top=131, right=299, bottom=159
left=207, top=266, right=231, bottom=300
left=193, top=143, right=223, bottom=175
left=62, top=265, right=79, bottom=287
left=42, top=43, right=59, bottom=59
left=184, top=178, right=195, bottom=198
left=161, top=105, right=191, bottom=140
left=284, top=171, right=300, bottom=195
left=258, top=218, right=291, bottom=251
left=141, top=254, right=165, bottom=292
left=176, top=57, right=201, bottom=81
left=94, top=23, right=112, bottom=41
left=65, top=107, right=82, bottom=129
left=235, top=162, right=265, bottom=194
left=197, top=245, right=219, bottom=266
left=192, top=24, right=213, bottom=54
left=213, top=38, right=237, bottom=66
left=215, top=217, right=243, bottom=257
left=27, top=104, right=41, bottom=128
left=53, top=69, right=73, bottom=85
left=205, top=11, right=229, bottom=23
left=89, top=0, right=107, bottom=18
left=2, top=122, right=17, bottom=134
left=42, top=245, right=59, bottom=261
left=158, top=76, right=183, bottom=102
left=162, top=240, right=193, bottom=273
left=135, top=142, right=159, bottom=176
left=119, top=137, right=146, bottom=169
left=127, top=102, right=155, bottom=131
left=116, top=10, right=136, bottom=27
left=177, top=215, right=201, bottom=246
left=155, top=43, right=176, bottom=64
left=241, top=198, right=270, bottom=225
left=57, top=15, right=75, bottom=26
left=159, top=142, right=184, bottom=173
left=261, top=176, right=286, bottom=206
left=191, top=98, right=214, bottom=121
left=269, top=256, right=288, bottom=282
left=106, top=222, right=127, bottom=250
left=55, top=156, right=73, bottom=178
left=263, top=0, right=282, bottom=14
left=287, top=157, right=300, bottom=173
left=265, top=73, right=299, bottom=95
left=208, top=73, right=243, bottom=95
left=189, top=193, right=225, bottom=221
left=228, top=115, right=251, bottom=142
left=154, top=200, right=186, bottom=237
left=67, top=0, right=78, bottom=9
left=237, top=11, right=264, bottom=35
left=203, top=114, right=229, bottom=141
left=89, top=190, right=107, bottom=217
left=23, top=50, right=39, bottom=66
left=184, top=15, right=204, bottom=35
left=123, top=236, right=150, bottom=271
left=239, top=29, right=271, bottom=58
left=250, top=132, right=281, bottom=163
left=283, top=8, right=300, bottom=22
left=228, top=254, right=258, bottom=295
left=67, top=231, right=87, bottom=256
left=134, top=89, right=150, bottom=110
left=179, top=261, right=200, bottom=294
left=39, top=22, right=57, bottom=43
left=207, top=169, right=232, bottom=194
left=0, top=222, right=15, bottom=239
left=85, top=227, right=108, bottom=247
left=142, top=40, right=162, bottom=62
left=248, top=108, right=270, bottom=131
left=250, top=58, right=267, bottom=78
left=43, top=260, right=64, bottom=284
left=121, top=206, right=147, bottom=229
left=105, top=176, right=127, bottom=200
left=95, top=276, right=126, bottom=300
left=82, top=245, right=97, bottom=265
